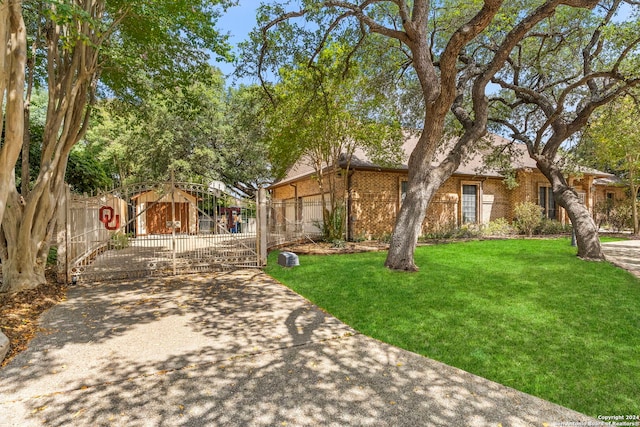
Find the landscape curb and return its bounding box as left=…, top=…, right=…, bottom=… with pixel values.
left=0, top=329, right=9, bottom=363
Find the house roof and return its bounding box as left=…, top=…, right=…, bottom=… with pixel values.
left=594, top=175, right=624, bottom=186
left=269, top=132, right=614, bottom=188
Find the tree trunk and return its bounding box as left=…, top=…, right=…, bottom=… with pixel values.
left=385, top=129, right=451, bottom=271
left=0, top=1, right=27, bottom=226
left=21, top=106, right=30, bottom=196
left=629, top=166, right=638, bottom=235
left=0, top=183, right=59, bottom=293
left=384, top=170, right=447, bottom=271
left=537, top=159, right=604, bottom=260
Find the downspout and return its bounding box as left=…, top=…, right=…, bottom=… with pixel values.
left=347, top=170, right=354, bottom=241
left=290, top=183, right=298, bottom=231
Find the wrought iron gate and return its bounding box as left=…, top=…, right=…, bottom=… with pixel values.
left=59, top=181, right=262, bottom=282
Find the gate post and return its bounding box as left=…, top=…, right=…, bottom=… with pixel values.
left=56, top=184, right=71, bottom=284
left=256, top=188, right=268, bottom=267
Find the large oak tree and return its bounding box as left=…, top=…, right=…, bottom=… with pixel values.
left=252, top=0, right=604, bottom=271
left=488, top=1, right=640, bottom=259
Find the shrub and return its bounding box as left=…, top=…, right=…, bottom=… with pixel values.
left=594, top=199, right=615, bottom=229
left=317, top=204, right=346, bottom=241
left=514, top=202, right=543, bottom=237
left=110, top=232, right=130, bottom=250
left=535, top=218, right=571, bottom=235
left=608, top=200, right=635, bottom=232
left=331, top=239, right=346, bottom=248
left=422, top=224, right=482, bottom=240
left=375, top=233, right=393, bottom=244
left=47, top=246, right=58, bottom=265
left=481, top=218, right=515, bottom=237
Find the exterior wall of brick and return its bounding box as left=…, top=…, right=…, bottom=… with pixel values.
left=271, top=172, right=346, bottom=201
left=272, top=169, right=516, bottom=238
left=594, top=185, right=627, bottom=205
left=269, top=166, right=625, bottom=239
left=349, top=170, right=404, bottom=239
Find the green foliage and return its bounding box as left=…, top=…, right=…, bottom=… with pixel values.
left=24, top=0, right=234, bottom=103
left=315, top=204, right=346, bottom=242
left=581, top=94, right=640, bottom=233
left=513, top=202, right=543, bottom=237
left=109, top=232, right=130, bottom=250
left=47, top=247, right=58, bottom=265
left=481, top=218, right=515, bottom=237
left=597, top=199, right=638, bottom=232
left=535, top=219, right=571, bottom=235
left=83, top=73, right=272, bottom=193
left=266, top=239, right=640, bottom=416
left=422, top=224, right=482, bottom=240
left=375, top=233, right=393, bottom=244
left=66, top=145, right=113, bottom=194
left=582, top=95, right=640, bottom=177
left=15, top=89, right=47, bottom=191
left=265, top=43, right=404, bottom=179
left=331, top=239, right=346, bottom=249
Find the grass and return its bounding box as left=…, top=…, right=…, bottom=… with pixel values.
left=265, top=238, right=640, bottom=417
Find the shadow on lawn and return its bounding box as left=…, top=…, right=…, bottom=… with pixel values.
left=0, top=271, right=593, bottom=426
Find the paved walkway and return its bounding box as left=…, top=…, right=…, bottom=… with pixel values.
left=0, top=271, right=596, bottom=426
left=602, top=239, right=640, bottom=278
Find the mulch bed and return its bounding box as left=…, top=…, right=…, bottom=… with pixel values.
left=0, top=269, right=67, bottom=368
left=279, top=241, right=389, bottom=255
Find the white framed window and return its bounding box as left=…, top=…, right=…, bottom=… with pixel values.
left=461, top=183, right=480, bottom=224
left=538, top=186, right=557, bottom=219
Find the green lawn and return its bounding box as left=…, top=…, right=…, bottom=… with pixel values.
left=265, top=238, right=640, bottom=417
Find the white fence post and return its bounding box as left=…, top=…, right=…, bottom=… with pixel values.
left=257, top=188, right=268, bottom=266
left=56, top=184, right=70, bottom=284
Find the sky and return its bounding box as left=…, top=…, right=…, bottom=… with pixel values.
left=213, top=1, right=637, bottom=86
left=215, top=1, right=261, bottom=85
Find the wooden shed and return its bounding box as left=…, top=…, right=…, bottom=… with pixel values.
left=131, top=188, right=198, bottom=235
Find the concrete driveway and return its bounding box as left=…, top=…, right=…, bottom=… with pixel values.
left=602, top=238, right=640, bottom=278
left=0, top=271, right=595, bottom=426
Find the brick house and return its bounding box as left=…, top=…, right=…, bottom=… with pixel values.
left=268, top=134, right=625, bottom=240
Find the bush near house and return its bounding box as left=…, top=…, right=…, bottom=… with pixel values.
left=419, top=216, right=567, bottom=241
left=514, top=202, right=544, bottom=237
left=596, top=199, right=639, bottom=232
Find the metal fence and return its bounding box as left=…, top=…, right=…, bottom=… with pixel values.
left=59, top=182, right=260, bottom=283
left=266, top=199, right=325, bottom=247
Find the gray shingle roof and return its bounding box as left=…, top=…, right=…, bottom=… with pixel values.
left=270, top=132, right=614, bottom=188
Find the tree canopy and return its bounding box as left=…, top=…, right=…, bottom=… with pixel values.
left=263, top=42, right=404, bottom=239
left=82, top=71, right=273, bottom=196
left=486, top=1, right=640, bottom=258
left=247, top=0, right=622, bottom=270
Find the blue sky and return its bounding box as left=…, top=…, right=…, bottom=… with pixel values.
left=212, top=1, right=636, bottom=86
left=215, top=1, right=261, bottom=85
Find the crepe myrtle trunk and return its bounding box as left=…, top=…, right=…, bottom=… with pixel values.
left=537, top=159, right=604, bottom=261
left=0, top=192, right=53, bottom=293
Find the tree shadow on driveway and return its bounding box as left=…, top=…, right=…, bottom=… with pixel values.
left=0, top=271, right=594, bottom=426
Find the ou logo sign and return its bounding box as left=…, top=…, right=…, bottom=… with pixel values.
left=99, top=206, right=120, bottom=231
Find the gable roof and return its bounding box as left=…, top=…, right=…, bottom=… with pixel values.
left=270, top=132, right=613, bottom=188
